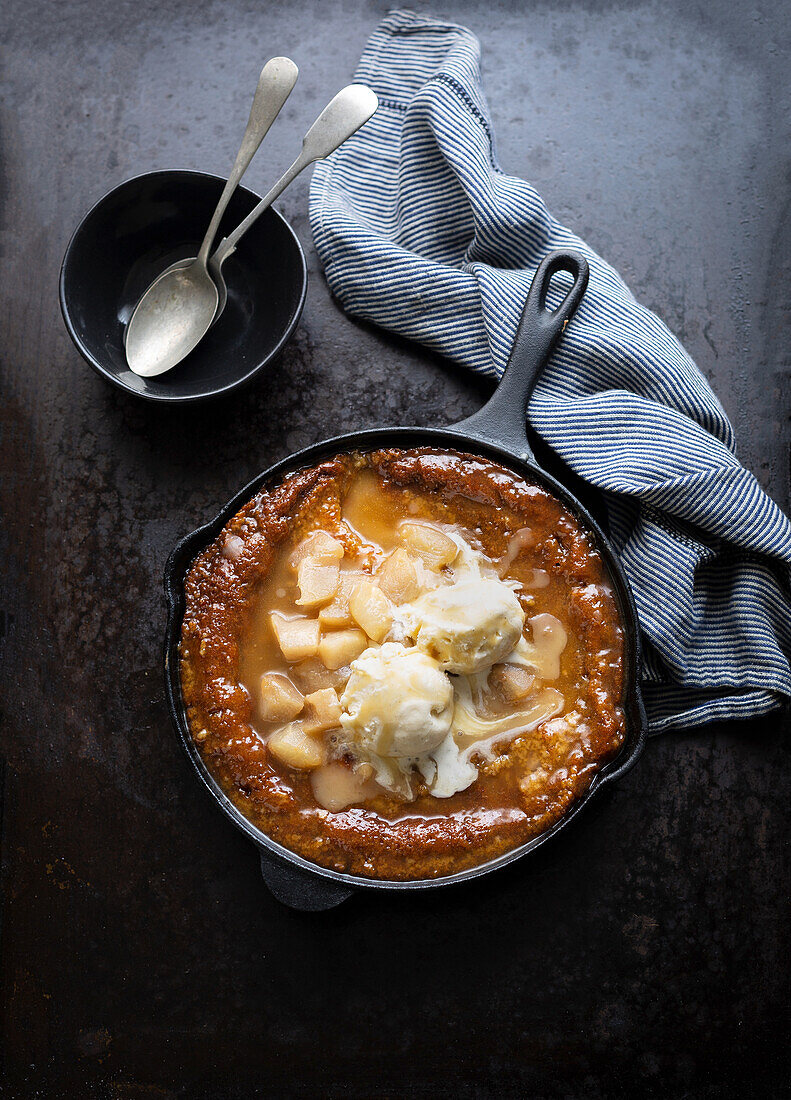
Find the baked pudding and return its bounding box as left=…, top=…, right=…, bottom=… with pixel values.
left=179, top=448, right=626, bottom=880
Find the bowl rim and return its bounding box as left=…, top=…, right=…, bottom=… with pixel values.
left=58, top=168, right=308, bottom=404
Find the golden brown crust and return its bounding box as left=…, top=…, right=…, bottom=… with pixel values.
left=179, top=448, right=626, bottom=880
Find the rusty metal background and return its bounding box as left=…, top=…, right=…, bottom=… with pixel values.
left=1, top=0, right=789, bottom=1095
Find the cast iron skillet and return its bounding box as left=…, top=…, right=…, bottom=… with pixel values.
left=164, top=250, right=648, bottom=910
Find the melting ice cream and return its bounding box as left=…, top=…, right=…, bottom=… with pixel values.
left=331, top=526, right=567, bottom=802
left=340, top=643, right=453, bottom=757
left=400, top=577, right=525, bottom=674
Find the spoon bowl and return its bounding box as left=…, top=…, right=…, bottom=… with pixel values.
left=126, top=249, right=231, bottom=330
left=125, top=262, right=219, bottom=376
left=59, top=170, right=307, bottom=403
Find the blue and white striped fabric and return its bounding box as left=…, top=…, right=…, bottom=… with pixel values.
left=308, top=9, right=791, bottom=733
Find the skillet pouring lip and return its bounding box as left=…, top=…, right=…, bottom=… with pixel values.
left=164, top=426, right=648, bottom=893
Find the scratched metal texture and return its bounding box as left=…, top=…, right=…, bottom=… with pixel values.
left=0, top=0, right=789, bottom=1096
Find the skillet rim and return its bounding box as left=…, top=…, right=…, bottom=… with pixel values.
left=164, top=426, right=648, bottom=892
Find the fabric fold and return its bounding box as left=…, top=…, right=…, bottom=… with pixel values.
left=309, top=9, right=791, bottom=732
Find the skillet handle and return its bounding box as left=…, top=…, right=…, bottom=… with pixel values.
left=259, top=847, right=356, bottom=911
left=454, top=250, right=589, bottom=458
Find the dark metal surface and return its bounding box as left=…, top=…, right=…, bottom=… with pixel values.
left=1, top=0, right=789, bottom=1095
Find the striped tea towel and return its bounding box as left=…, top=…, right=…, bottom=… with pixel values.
left=308, top=9, right=791, bottom=733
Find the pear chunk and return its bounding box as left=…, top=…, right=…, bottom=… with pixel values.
left=319, top=628, right=367, bottom=670
left=488, top=664, right=536, bottom=707
left=318, top=574, right=360, bottom=629
left=296, top=557, right=339, bottom=608
left=290, top=530, right=344, bottom=568
left=270, top=614, right=320, bottom=662
left=259, top=673, right=304, bottom=722
left=349, top=579, right=393, bottom=642
left=311, top=762, right=379, bottom=811
left=302, top=688, right=342, bottom=734
left=376, top=548, right=419, bottom=604
left=267, top=722, right=326, bottom=769
left=291, top=658, right=351, bottom=693
left=398, top=522, right=458, bottom=569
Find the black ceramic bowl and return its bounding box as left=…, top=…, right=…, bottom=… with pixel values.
left=59, top=170, right=307, bottom=403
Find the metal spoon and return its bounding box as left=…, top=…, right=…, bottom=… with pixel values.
left=125, top=56, right=299, bottom=377
left=207, top=83, right=378, bottom=325
left=127, top=83, right=379, bottom=378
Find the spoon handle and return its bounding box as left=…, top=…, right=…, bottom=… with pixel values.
left=196, top=56, right=299, bottom=267
left=212, top=84, right=378, bottom=266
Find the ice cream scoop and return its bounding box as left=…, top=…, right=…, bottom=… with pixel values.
left=401, top=577, right=525, bottom=675
left=340, top=643, right=454, bottom=758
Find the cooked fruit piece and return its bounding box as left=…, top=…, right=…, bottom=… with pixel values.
left=318, top=599, right=353, bottom=629
left=302, top=688, right=342, bottom=734
left=398, top=522, right=458, bottom=569
left=310, top=761, right=380, bottom=811
left=259, top=673, right=304, bottom=722
left=290, top=658, right=352, bottom=692
left=289, top=530, right=344, bottom=568
left=270, top=614, right=320, bottom=661
left=296, top=558, right=340, bottom=608
left=267, top=722, right=326, bottom=769
left=349, top=579, right=393, bottom=642
left=376, top=548, right=420, bottom=603
left=318, top=628, right=367, bottom=670
left=488, top=663, right=536, bottom=706
left=318, top=574, right=360, bottom=628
